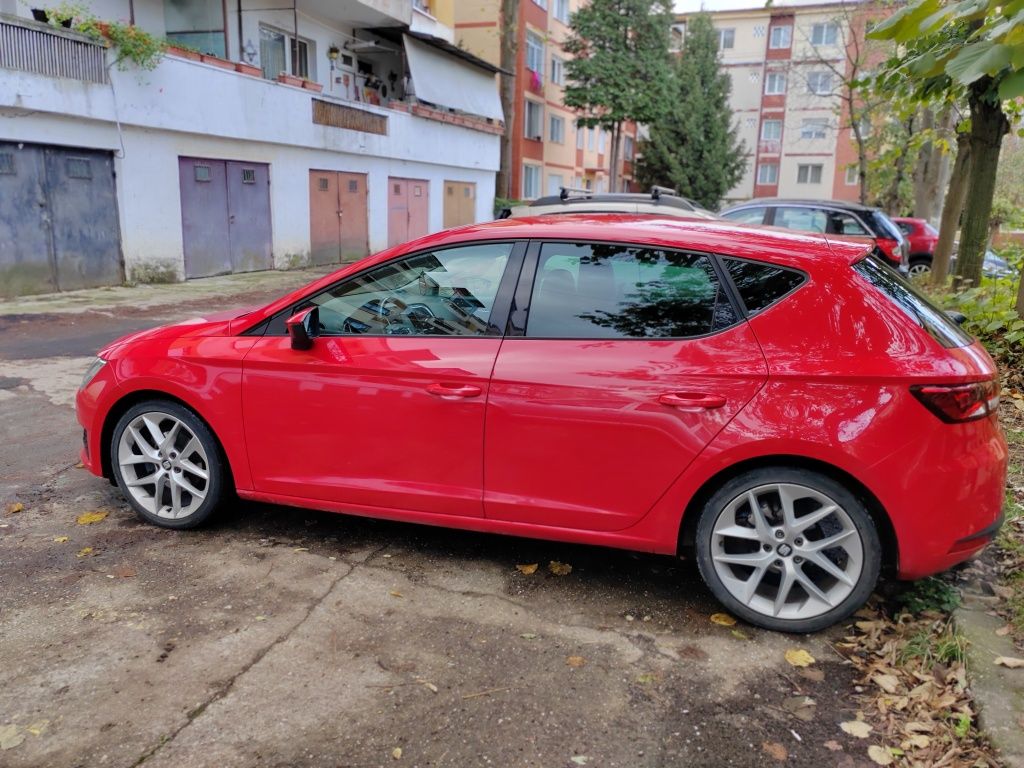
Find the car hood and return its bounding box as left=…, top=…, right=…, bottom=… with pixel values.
left=97, top=306, right=258, bottom=358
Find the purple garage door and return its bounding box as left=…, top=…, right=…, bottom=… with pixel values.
left=178, top=157, right=272, bottom=278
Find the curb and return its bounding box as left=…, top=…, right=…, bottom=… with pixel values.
left=956, top=595, right=1024, bottom=767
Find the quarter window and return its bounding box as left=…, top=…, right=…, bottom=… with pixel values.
left=526, top=243, right=736, bottom=339
left=724, top=258, right=805, bottom=313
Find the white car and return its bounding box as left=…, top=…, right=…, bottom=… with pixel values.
left=499, top=188, right=719, bottom=220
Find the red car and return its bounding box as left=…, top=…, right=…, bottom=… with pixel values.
left=76, top=215, right=1007, bottom=632
left=892, top=217, right=940, bottom=277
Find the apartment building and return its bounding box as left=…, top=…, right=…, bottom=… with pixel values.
left=675, top=2, right=881, bottom=204
left=0, top=0, right=503, bottom=296
left=454, top=0, right=637, bottom=200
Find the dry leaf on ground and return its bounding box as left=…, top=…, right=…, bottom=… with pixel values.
left=823, top=740, right=843, bottom=752
left=867, top=745, right=894, bottom=765
left=782, top=695, right=816, bottom=722
left=548, top=561, right=572, bottom=576
left=389, top=590, right=403, bottom=598
left=872, top=673, right=900, bottom=693
left=516, top=563, right=538, bottom=575
left=566, top=655, right=586, bottom=668
left=994, top=656, right=1024, bottom=668
left=6, top=502, right=23, bottom=515
left=761, top=741, right=788, bottom=761
left=710, top=612, right=736, bottom=626
left=840, top=720, right=872, bottom=738
left=784, top=648, right=815, bottom=667
left=799, top=667, right=825, bottom=682
left=76, top=510, right=109, bottom=525
left=76, top=547, right=94, bottom=558
left=53, top=536, right=69, bottom=543
left=25, top=720, right=48, bottom=737
left=391, top=746, right=402, bottom=760
left=0, top=724, right=24, bottom=750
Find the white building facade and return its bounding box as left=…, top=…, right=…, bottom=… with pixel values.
left=0, top=0, right=502, bottom=296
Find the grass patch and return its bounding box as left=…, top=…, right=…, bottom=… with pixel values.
left=898, top=623, right=968, bottom=667
left=894, top=576, right=962, bottom=616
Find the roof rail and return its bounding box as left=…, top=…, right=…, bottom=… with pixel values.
left=559, top=186, right=593, bottom=201
left=650, top=185, right=678, bottom=201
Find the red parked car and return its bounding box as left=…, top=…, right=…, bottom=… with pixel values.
left=892, top=217, right=939, bottom=277
left=76, top=215, right=1007, bottom=632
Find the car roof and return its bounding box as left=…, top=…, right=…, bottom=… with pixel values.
left=722, top=198, right=881, bottom=214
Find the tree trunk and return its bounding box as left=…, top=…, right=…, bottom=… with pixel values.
left=496, top=0, right=520, bottom=200
left=955, top=77, right=1009, bottom=288
left=912, top=108, right=935, bottom=219
left=930, top=132, right=971, bottom=288
left=882, top=119, right=913, bottom=214
left=608, top=121, right=621, bottom=192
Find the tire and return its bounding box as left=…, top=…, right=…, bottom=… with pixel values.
left=695, top=467, right=881, bottom=633
left=110, top=400, right=225, bottom=529
left=907, top=257, right=932, bottom=278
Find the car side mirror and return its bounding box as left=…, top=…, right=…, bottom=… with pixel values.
left=946, top=311, right=967, bottom=327
left=286, top=306, right=319, bottom=350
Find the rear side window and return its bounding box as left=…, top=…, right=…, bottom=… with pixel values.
left=526, top=242, right=737, bottom=339
left=721, top=207, right=767, bottom=225
left=853, top=258, right=972, bottom=348
left=774, top=206, right=827, bottom=233
left=724, top=258, right=806, bottom=313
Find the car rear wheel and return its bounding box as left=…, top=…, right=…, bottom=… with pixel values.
left=695, top=467, right=881, bottom=633
left=110, top=400, right=224, bottom=529
left=907, top=258, right=932, bottom=278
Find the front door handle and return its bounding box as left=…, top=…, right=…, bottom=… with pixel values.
left=658, top=393, right=727, bottom=410
left=427, top=383, right=482, bottom=400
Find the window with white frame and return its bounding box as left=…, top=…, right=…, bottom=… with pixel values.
left=717, top=28, right=735, bottom=50
left=797, top=164, right=824, bottom=184
left=576, top=125, right=584, bottom=149
left=807, top=71, right=833, bottom=95
left=623, top=135, right=635, bottom=160
left=845, top=166, right=859, bottom=185
left=761, top=119, right=782, bottom=140
left=554, top=0, right=569, bottom=23
left=550, top=55, right=564, bottom=85
left=810, top=22, right=839, bottom=45
left=757, top=163, right=779, bottom=184
left=524, top=99, right=544, bottom=139
left=800, top=118, right=829, bottom=139
left=598, top=130, right=606, bottom=153
left=588, top=127, right=595, bottom=150
left=769, top=25, right=792, bottom=48
left=526, top=30, right=544, bottom=75
left=549, top=114, right=565, bottom=143
left=670, top=23, right=686, bottom=51
left=547, top=173, right=564, bottom=195
left=523, top=164, right=541, bottom=198
left=765, top=72, right=786, bottom=94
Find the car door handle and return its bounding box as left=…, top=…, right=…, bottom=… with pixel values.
left=427, top=383, right=482, bottom=400
left=658, top=393, right=727, bottom=410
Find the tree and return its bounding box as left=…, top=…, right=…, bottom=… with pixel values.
left=931, top=128, right=971, bottom=286
left=634, top=12, right=745, bottom=209
left=563, top=0, right=673, bottom=192
left=870, top=0, right=1024, bottom=288
left=496, top=0, right=521, bottom=201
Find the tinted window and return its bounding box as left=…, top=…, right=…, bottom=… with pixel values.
left=527, top=242, right=735, bottom=339
left=306, top=243, right=512, bottom=336
left=724, top=258, right=806, bottom=313
left=853, top=258, right=972, bottom=348
left=827, top=211, right=870, bottom=236
left=774, top=206, right=827, bottom=233
left=722, top=207, right=767, bottom=225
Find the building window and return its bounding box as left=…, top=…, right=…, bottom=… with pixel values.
left=769, top=25, right=792, bottom=49
left=797, top=164, right=824, bottom=184
left=810, top=22, right=839, bottom=46
left=598, top=130, right=606, bottom=153
left=757, top=163, right=779, bottom=184
left=717, top=28, right=735, bottom=50
left=577, top=125, right=585, bottom=149
left=164, top=0, right=225, bottom=57
left=623, top=135, right=635, bottom=160
left=760, top=119, right=782, bottom=140
left=526, top=30, right=544, bottom=76
left=800, top=118, right=828, bottom=139
left=588, top=127, right=595, bottom=150
left=765, top=72, right=786, bottom=95
left=554, top=0, right=569, bottom=23
left=670, top=23, right=686, bottom=51
left=549, top=114, right=565, bottom=143
left=547, top=173, right=564, bottom=195
left=533, top=0, right=547, bottom=8
left=845, top=166, right=859, bottom=185
left=807, top=71, right=832, bottom=95
left=524, top=99, right=544, bottom=140
left=259, top=26, right=315, bottom=80
left=523, top=164, right=541, bottom=198
left=551, top=55, right=564, bottom=85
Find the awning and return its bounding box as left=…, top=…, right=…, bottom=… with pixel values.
left=402, top=34, right=504, bottom=122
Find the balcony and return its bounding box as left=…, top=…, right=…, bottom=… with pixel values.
left=758, top=139, right=781, bottom=155
left=0, top=14, right=107, bottom=84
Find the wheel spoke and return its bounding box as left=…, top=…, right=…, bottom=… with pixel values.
left=175, top=473, right=206, bottom=500
left=802, top=528, right=856, bottom=553
left=714, top=524, right=762, bottom=541
left=794, top=565, right=833, bottom=606
left=179, top=437, right=199, bottom=461
left=126, top=470, right=160, bottom=487
left=806, top=551, right=854, bottom=587
left=128, top=425, right=157, bottom=457
left=773, top=563, right=796, bottom=616
left=142, top=416, right=165, bottom=451
left=160, top=420, right=181, bottom=453
left=713, top=550, right=773, bottom=567
left=778, top=485, right=797, bottom=529
left=170, top=478, right=183, bottom=517
left=793, top=505, right=837, bottom=533
left=179, top=459, right=208, bottom=481
left=746, top=491, right=773, bottom=540
left=121, top=454, right=155, bottom=466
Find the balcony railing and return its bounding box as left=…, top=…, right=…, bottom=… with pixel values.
left=758, top=139, right=781, bottom=155
left=0, top=14, right=107, bottom=84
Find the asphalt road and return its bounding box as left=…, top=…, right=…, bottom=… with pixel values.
left=0, top=277, right=876, bottom=768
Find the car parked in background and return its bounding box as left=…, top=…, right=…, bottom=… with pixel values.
left=893, top=217, right=939, bottom=277
left=501, top=187, right=718, bottom=220
left=720, top=199, right=909, bottom=273
left=76, top=215, right=1006, bottom=633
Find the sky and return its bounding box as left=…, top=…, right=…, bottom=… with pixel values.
left=673, top=0, right=837, bottom=12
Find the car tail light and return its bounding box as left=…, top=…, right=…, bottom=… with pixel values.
left=875, top=238, right=903, bottom=265
left=911, top=380, right=1000, bottom=423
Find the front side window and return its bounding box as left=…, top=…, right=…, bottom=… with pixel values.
left=774, top=206, right=827, bottom=233
left=306, top=243, right=513, bottom=337
left=769, top=25, right=792, bottom=48
left=828, top=211, right=870, bottom=236
left=526, top=243, right=736, bottom=339
left=797, top=164, right=823, bottom=184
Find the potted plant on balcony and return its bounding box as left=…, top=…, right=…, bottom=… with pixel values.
left=301, top=78, right=323, bottom=93
left=44, top=2, right=166, bottom=70
left=235, top=61, right=261, bottom=77
left=277, top=71, right=303, bottom=87
left=200, top=53, right=235, bottom=70
left=165, top=42, right=202, bottom=62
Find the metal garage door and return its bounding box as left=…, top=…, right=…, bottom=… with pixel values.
left=309, top=170, right=369, bottom=266
left=387, top=177, right=429, bottom=247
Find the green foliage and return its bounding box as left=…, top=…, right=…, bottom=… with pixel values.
left=899, top=625, right=968, bottom=666
left=563, top=0, right=674, bottom=131
left=895, top=576, right=962, bottom=616
left=493, top=197, right=522, bottom=217
left=634, top=13, right=746, bottom=210
left=44, top=2, right=166, bottom=70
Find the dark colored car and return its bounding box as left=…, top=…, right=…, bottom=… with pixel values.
left=720, top=199, right=909, bottom=272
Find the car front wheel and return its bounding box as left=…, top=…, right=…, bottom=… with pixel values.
left=110, top=400, right=224, bottom=529
left=695, top=468, right=881, bottom=633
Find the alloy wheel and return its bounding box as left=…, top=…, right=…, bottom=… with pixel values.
left=709, top=483, right=864, bottom=621
left=907, top=262, right=931, bottom=278
left=117, top=411, right=210, bottom=520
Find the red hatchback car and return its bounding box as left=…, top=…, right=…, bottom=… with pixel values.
left=76, top=215, right=1007, bottom=632
left=892, top=217, right=940, bottom=277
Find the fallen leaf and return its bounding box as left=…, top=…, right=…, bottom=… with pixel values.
left=872, top=673, right=900, bottom=693
left=76, top=510, right=109, bottom=525
left=840, top=720, right=872, bottom=738
left=782, top=695, right=816, bottom=722
left=113, top=565, right=137, bottom=578
left=904, top=721, right=933, bottom=733
left=823, top=740, right=843, bottom=752
left=516, top=563, right=538, bottom=575
left=389, top=590, right=403, bottom=598
left=730, top=629, right=751, bottom=640
left=75, top=461, right=84, bottom=468
left=548, top=561, right=572, bottom=576
left=905, top=734, right=930, bottom=749
left=636, top=673, right=656, bottom=684
left=25, top=720, right=48, bottom=737
left=6, top=502, right=23, bottom=515
left=418, top=680, right=438, bottom=694
left=995, top=656, right=1024, bottom=668
left=520, top=632, right=538, bottom=640
left=391, top=746, right=402, bottom=760
left=996, top=625, right=1012, bottom=636
left=867, top=745, right=893, bottom=765
left=566, top=655, right=586, bottom=668
left=784, top=648, right=815, bottom=667
left=292, top=547, right=309, bottom=552
left=710, top=612, right=736, bottom=626
left=0, top=724, right=23, bottom=750
left=76, top=547, right=94, bottom=558
left=799, top=667, right=825, bottom=682
left=761, top=741, right=788, bottom=761
left=570, top=757, right=589, bottom=765
left=53, top=536, right=69, bottom=543
left=1015, top=398, right=1024, bottom=412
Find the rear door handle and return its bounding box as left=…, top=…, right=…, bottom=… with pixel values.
left=658, top=393, right=727, bottom=410
left=427, top=383, right=482, bottom=400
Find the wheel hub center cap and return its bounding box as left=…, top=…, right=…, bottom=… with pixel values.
left=161, top=460, right=172, bottom=470
left=777, top=543, right=793, bottom=557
